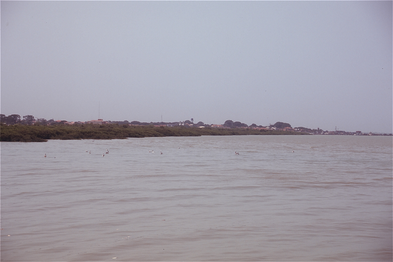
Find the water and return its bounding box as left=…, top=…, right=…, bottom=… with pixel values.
left=1, top=135, right=392, bottom=261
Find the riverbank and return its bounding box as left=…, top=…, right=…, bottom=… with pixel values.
left=0, top=124, right=305, bottom=142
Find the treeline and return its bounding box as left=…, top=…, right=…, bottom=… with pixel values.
left=0, top=123, right=303, bottom=142
left=1, top=114, right=36, bottom=125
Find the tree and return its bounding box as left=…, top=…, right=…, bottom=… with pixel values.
left=233, top=121, right=248, bottom=128
left=223, top=120, right=234, bottom=128
left=224, top=120, right=248, bottom=128
left=0, top=114, right=6, bottom=124
left=36, top=118, right=48, bottom=125
left=272, top=122, right=291, bottom=129
left=23, top=115, right=35, bottom=125
left=7, top=114, right=21, bottom=125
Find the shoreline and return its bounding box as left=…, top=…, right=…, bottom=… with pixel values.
left=0, top=124, right=306, bottom=142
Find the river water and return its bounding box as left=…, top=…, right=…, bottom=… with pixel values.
left=1, top=135, right=392, bottom=261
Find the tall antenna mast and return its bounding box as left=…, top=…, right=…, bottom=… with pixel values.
left=98, top=101, right=100, bottom=119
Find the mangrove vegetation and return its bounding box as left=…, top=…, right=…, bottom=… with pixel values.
left=0, top=123, right=304, bottom=142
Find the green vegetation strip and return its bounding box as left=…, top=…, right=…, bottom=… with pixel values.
left=0, top=124, right=306, bottom=142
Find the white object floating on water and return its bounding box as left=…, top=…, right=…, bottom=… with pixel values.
left=112, top=257, right=117, bottom=260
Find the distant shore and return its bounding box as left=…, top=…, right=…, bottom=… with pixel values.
left=0, top=123, right=306, bottom=142
left=3, top=115, right=391, bottom=137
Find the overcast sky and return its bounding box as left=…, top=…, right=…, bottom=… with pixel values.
left=1, top=1, right=392, bottom=132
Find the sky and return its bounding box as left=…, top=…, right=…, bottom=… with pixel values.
left=1, top=1, right=392, bottom=133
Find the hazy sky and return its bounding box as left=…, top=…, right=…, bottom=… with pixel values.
left=1, top=1, right=392, bottom=132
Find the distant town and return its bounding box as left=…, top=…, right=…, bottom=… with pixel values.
left=1, top=114, right=391, bottom=136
